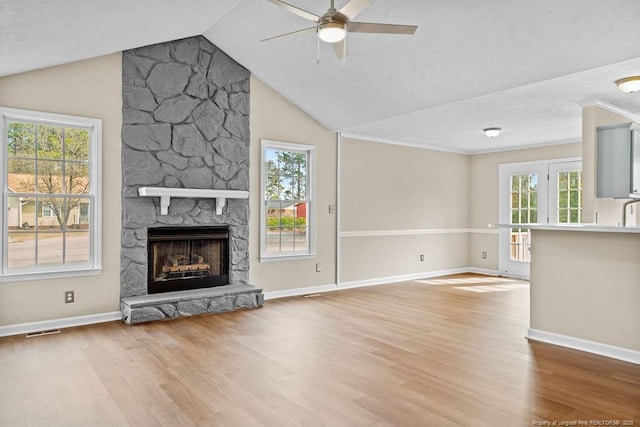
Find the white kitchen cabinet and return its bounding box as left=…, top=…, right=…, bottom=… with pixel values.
left=632, top=126, right=640, bottom=195
left=596, top=122, right=640, bottom=198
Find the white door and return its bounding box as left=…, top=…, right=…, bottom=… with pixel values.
left=499, top=161, right=548, bottom=278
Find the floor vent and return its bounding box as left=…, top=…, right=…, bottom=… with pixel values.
left=26, top=329, right=61, bottom=338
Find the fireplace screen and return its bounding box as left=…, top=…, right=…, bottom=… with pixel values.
left=147, top=226, right=229, bottom=294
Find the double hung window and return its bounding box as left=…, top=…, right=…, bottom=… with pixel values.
left=260, top=140, right=315, bottom=260
left=1, top=107, right=101, bottom=280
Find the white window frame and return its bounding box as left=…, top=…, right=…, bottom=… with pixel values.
left=41, top=203, right=55, bottom=218
left=260, top=139, right=316, bottom=262
left=0, top=107, right=102, bottom=282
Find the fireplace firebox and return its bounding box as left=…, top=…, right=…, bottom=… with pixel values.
left=147, top=226, right=229, bottom=294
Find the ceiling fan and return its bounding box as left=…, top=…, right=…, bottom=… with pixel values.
left=261, top=0, right=418, bottom=59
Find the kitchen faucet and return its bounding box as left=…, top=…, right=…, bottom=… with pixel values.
left=622, top=198, right=640, bottom=227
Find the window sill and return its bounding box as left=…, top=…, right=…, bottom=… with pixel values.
left=0, top=267, right=102, bottom=283
left=260, top=253, right=316, bottom=263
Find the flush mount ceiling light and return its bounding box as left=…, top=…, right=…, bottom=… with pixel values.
left=317, top=21, right=347, bottom=43
left=483, top=127, right=502, bottom=138
left=615, top=76, right=640, bottom=93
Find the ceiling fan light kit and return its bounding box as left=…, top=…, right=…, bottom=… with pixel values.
left=615, top=76, right=640, bottom=93
left=318, top=22, right=347, bottom=43
left=484, top=127, right=502, bottom=138
left=263, top=0, right=417, bottom=58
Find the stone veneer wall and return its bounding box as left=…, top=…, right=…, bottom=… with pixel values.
left=120, top=36, right=250, bottom=299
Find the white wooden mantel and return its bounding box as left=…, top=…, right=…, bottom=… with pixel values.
left=137, top=187, right=249, bottom=215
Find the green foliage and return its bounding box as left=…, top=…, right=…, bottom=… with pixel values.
left=264, top=149, right=307, bottom=201
left=510, top=173, right=540, bottom=225
left=266, top=216, right=306, bottom=228
left=6, top=121, right=90, bottom=229
left=265, top=159, right=282, bottom=200
left=7, top=122, right=35, bottom=158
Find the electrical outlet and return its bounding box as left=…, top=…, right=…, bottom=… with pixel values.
left=328, top=205, right=337, bottom=214
left=482, top=251, right=487, bottom=259
left=420, top=254, right=424, bottom=262
left=65, top=290, right=74, bottom=303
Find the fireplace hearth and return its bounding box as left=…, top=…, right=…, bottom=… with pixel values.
left=148, top=226, right=229, bottom=294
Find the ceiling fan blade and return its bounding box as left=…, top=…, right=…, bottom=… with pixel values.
left=348, top=22, right=417, bottom=35
left=332, top=39, right=347, bottom=59
left=338, top=0, right=372, bottom=20
left=266, top=0, right=320, bottom=22
left=260, top=26, right=317, bottom=42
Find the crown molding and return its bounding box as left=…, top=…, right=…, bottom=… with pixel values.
left=339, top=132, right=471, bottom=155
left=579, top=99, right=640, bottom=122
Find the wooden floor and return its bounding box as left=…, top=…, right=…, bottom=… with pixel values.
left=1, top=274, right=639, bottom=426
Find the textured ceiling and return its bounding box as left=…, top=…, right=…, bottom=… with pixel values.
left=0, top=0, right=241, bottom=76
left=3, top=0, right=640, bottom=153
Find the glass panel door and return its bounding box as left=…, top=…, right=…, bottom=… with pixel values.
left=499, top=161, right=548, bottom=278
left=509, top=173, right=538, bottom=263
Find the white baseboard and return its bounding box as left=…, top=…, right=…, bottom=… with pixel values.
left=499, top=272, right=529, bottom=280
left=466, top=267, right=500, bottom=276
left=264, top=284, right=338, bottom=300
left=265, top=267, right=504, bottom=299
left=527, top=328, right=640, bottom=365
left=338, top=268, right=470, bottom=290
left=0, top=311, right=122, bottom=338
left=0, top=268, right=506, bottom=334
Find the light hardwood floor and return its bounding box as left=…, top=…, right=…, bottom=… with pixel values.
left=1, top=274, right=638, bottom=426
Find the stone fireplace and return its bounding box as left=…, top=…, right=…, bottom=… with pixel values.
left=147, top=226, right=229, bottom=294
left=119, top=36, right=263, bottom=324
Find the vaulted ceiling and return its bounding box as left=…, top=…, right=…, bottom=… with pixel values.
left=2, top=0, right=640, bottom=153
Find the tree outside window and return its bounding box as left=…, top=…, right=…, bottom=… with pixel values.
left=2, top=108, right=100, bottom=277
left=261, top=140, right=315, bottom=259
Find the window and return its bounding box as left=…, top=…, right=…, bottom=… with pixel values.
left=42, top=204, right=55, bottom=217
left=260, top=140, right=315, bottom=260
left=555, top=170, right=582, bottom=224
left=1, top=107, right=102, bottom=281
left=509, top=173, right=538, bottom=263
